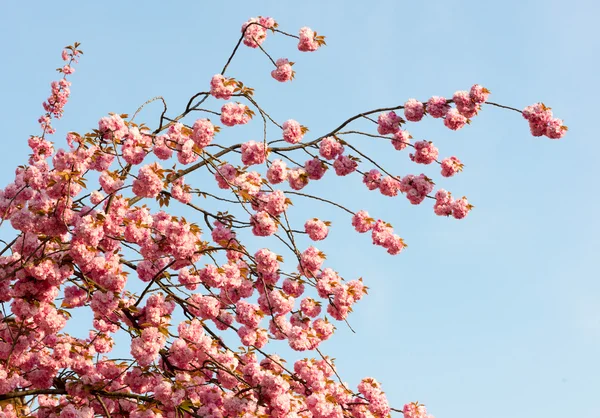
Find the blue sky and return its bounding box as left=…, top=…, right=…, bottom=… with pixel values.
left=1, top=1, right=599, bottom=417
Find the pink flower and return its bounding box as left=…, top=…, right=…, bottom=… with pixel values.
left=363, top=169, right=381, bottom=191
left=440, top=156, right=463, bottom=177
left=171, top=177, right=191, bottom=204
left=210, top=74, right=235, bottom=100
left=522, top=103, right=567, bottom=139
left=191, top=118, right=215, bottom=148
left=288, top=168, right=309, bottom=190
left=298, top=27, right=322, bottom=52
left=434, top=189, right=454, bottom=216
left=379, top=176, right=401, bottom=197
left=409, top=140, right=439, bottom=165
left=399, top=174, right=434, bottom=205
left=300, top=298, right=321, bottom=317
left=444, top=108, right=468, bottom=131
left=426, top=96, right=450, bottom=118
left=241, top=16, right=276, bottom=48
left=132, top=163, right=163, bottom=198
left=452, top=196, right=472, bottom=219
left=267, top=159, right=288, bottom=184
left=470, top=84, right=490, bottom=104
left=241, top=140, right=268, bottom=166
left=453, top=90, right=479, bottom=118
left=377, top=111, right=402, bottom=135
left=304, top=218, right=329, bottom=241
left=214, top=163, right=237, bottom=189
left=333, top=155, right=358, bottom=176
left=546, top=117, right=567, bottom=139
left=391, top=129, right=411, bottom=151
left=299, top=246, right=325, bottom=276
left=271, top=58, right=294, bottom=82
left=304, top=158, right=327, bottom=180
left=282, top=119, right=305, bottom=144
left=319, top=136, right=344, bottom=160
left=404, top=99, right=425, bottom=122
left=250, top=211, right=277, bottom=236
left=98, top=114, right=127, bottom=141
left=352, top=210, right=373, bottom=233
left=221, top=102, right=252, bottom=127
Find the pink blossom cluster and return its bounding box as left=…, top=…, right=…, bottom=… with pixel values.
left=399, top=174, right=435, bottom=205
left=370, top=219, right=406, bottom=255
left=191, top=118, right=216, bottom=148
left=404, top=99, right=425, bottom=122
left=440, top=156, right=463, bottom=177
left=298, top=27, right=322, bottom=52
left=522, top=102, right=567, bottom=139
left=220, top=102, right=252, bottom=126
left=392, top=129, right=411, bottom=150
left=305, top=157, right=327, bottom=180
left=452, top=84, right=490, bottom=119
left=433, top=189, right=472, bottom=219
left=241, top=16, right=276, bottom=48
left=241, top=140, right=268, bottom=166
left=403, top=402, right=435, bottom=418
left=267, top=159, right=288, bottom=184
left=377, top=111, right=403, bottom=135
left=319, top=136, right=344, bottom=160
left=410, top=140, right=439, bottom=165
left=210, top=74, right=236, bottom=100
left=271, top=58, right=294, bottom=82
left=132, top=163, right=164, bottom=198
left=304, top=218, right=330, bottom=241
left=282, top=119, right=305, bottom=144
left=426, top=96, right=450, bottom=118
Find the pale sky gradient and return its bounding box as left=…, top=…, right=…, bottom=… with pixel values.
left=1, top=1, right=599, bottom=418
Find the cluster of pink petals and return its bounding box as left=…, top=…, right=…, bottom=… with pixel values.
left=352, top=210, right=374, bottom=233
left=522, top=102, right=567, bottom=139
left=210, top=74, right=235, bottom=100
left=403, top=402, right=435, bottom=418
left=241, top=16, right=276, bottom=48
left=363, top=169, right=381, bottom=191
left=271, top=58, right=294, bottom=82
left=305, top=218, right=329, bottom=241
left=132, top=163, right=163, bottom=198
left=333, top=154, right=358, bottom=176
left=443, top=108, right=468, bottom=130
left=287, top=168, right=309, bottom=190
left=282, top=119, right=305, bottom=143
left=377, top=111, right=402, bottom=135
left=392, top=129, right=411, bottom=150
left=191, top=118, right=216, bottom=148
left=304, top=157, right=327, bottom=180
left=241, top=140, right=268, bottom=166
left=267, top=159, right=288, bottom=184
left=98, top=113, right=128, bottom=141
left=440, top=156, right=463, bottom=177
left=319, top=136, right=344, bottom=160
left=250, top=211, right=278, bottom=236
left=433, top=189, right=472, bottom=219
left=298, top=27, right=320, bottom=52
left=371, top=219, right=406, bottom=255
left=399, top=174, right=435, bottom=205
left=426, top=96, right=450, bottom=118
left=410, top=140, right=439, bottom=165
left=221, top=102, right=251, bottom=126
left=404, top=99, right=425, bottom=122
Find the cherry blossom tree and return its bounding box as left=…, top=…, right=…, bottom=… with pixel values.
left=0, top=17, right=566, bottom=418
